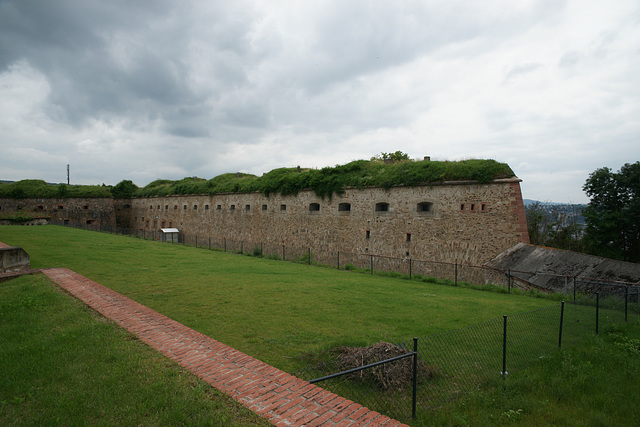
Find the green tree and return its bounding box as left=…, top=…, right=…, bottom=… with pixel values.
left=111, top=180, right=139, bottom=198
left=371, top=151, right=411, bottom=162
left=583, top=162, right=640, bottom=262
left=525, top=201, right=550, bottom=245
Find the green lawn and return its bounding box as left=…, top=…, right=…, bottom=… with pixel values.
left=0, top=274, right=268, bottom=426
left=2, top=225, right=638, bottom=426
left=0, top=225, right=555, bottom=372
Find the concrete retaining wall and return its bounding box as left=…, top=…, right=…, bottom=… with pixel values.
left=0, top=247, right=30, bottom=273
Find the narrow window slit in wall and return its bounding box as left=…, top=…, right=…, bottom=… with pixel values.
left=375, top=202, right=389, bottom=212
left=417, top=202, right=433, bottom=212
left=338, top=203, right=351, bottom=212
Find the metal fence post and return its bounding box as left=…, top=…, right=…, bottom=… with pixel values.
left=241, top=240, right=243, bottom=255
left=502, top=315, right=508, bottom=378
left=308, top=247, right=311, bottom=265
left=412, top=337, right=418, bottom=419
left=224, top=238, right=226, bottom=252
left=454, top=260, right=458, bottom=286
left=625, top=286, right=628, bottom=322
left=409, top=258, right=412, bottom=279
left=558, top=301, right=565, bottom=348
left=596, top=292, right=600, bottom=335
left=260, top=242, right=263, bottom=258
left=282, top=245, right=285, bottom=261
left=573, top=276, right=577, bottom=303
left=508, top=269, right=511, bottom=293
left=195, top=235, right=197, bottom=248
left=370, top=254, right=373, bottom=275
left=337, top=250, right=340, bottom=270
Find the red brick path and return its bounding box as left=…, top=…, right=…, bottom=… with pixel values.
left=40, top=267, right=408, bottom=427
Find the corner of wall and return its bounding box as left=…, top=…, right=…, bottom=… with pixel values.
left=510, top=182, right=530, bottom=244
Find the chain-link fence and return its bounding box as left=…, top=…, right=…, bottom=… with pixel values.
left=49, top=220, right=640, bottom=422
left=293, top=292, right=639, bottom=422
left=49, top=220, right=639, bottom=292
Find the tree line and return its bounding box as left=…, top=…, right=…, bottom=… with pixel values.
left=526, top=162, right=639, bottom=263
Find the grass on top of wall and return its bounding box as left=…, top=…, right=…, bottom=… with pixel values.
left=0, top=180, right=112, bottom=199
left=1, top=159, right=513, bottom=200
left=135, top=158, right=515, bottom=199
left=1, top=225, right=552, bottom=372
left=0, top=274, right=269, bottom=426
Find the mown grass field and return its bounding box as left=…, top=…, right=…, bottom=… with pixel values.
left=0, top=225, right=556, bottom=371
left=2, top=225, right=639, bottom=425
left=0, top=273, right=268, bottom=426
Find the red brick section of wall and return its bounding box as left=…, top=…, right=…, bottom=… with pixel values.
left=41, top=268, right=408, bottom=427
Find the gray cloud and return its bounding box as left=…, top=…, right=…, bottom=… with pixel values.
left=1, top=0, right=639, bottom=204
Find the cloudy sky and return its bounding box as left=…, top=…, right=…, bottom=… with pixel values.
left=1, top=0, right=639, bottom=203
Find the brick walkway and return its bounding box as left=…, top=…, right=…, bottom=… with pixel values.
left=39, top=267, right=408, bottom=427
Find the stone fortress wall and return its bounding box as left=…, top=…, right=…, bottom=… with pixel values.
left=116, top=178, right=529, bottom=266
left=0, top=197, right=116, bottom=226
left=0, top=178, right=529, bottom=266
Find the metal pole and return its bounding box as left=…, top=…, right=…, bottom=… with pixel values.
left=558, top=301, right=565, bottom=348
left=308, top=247, right=311, bottom=265
left=370, top=255, right=373, bottom=275
left=195, top=235, right=197, bottom=248
left=224, top=238, right=226, bottom=252
left=596, top=292, right=600, bottom=335
left=261, top=242, right=263, bottom=258
left=625, top=286, right=628, bottom=322
left=282, top=244, right=285, bottom=261
left=455, top=260, right=458, bottom=286
left=573, top=276, right=577, bottom=303
left=209, top=236, right=211, bottom=250
left=241, top=240, right=243, bottom=255
left=409, top=258, right=412, bottom=279
left=508, top=269, right=511, bottom=294
left=337, top=250, right=340, bottom=270
left=502, top=315, right=508, bottom=378
left=412, top=337, right=418, bottom=419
